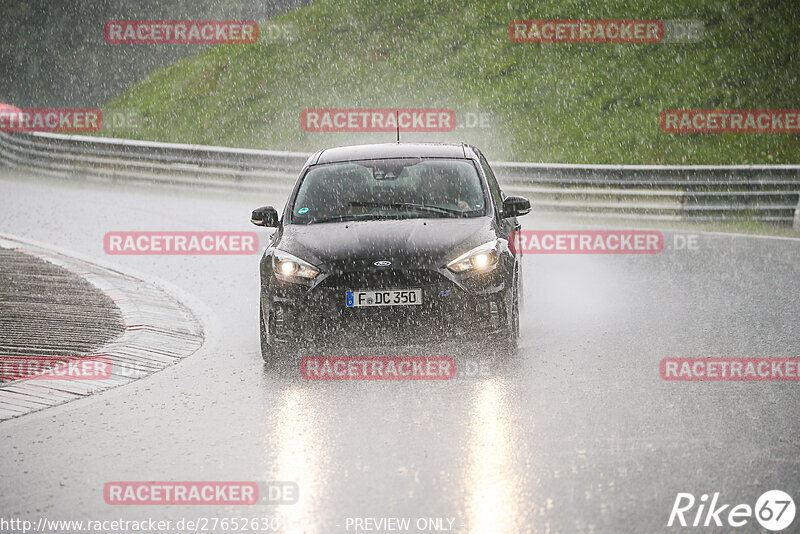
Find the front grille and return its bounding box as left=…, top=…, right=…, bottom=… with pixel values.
left=319, top=269, right=445, bottom=290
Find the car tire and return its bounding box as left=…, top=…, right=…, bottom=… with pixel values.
left=500, top=272, right=520, bottom=356
left=260, top=301, right=298, bottom=362
left=259, top=302, right=274, bottom=363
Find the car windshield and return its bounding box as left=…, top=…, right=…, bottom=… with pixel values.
left=290, top=158, right=486, bottom=224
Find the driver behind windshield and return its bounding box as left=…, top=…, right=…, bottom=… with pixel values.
left=417, top=162, right=483, bottom=211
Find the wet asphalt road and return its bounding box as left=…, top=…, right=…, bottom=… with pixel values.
left=0, top=171, right=799, bottom=534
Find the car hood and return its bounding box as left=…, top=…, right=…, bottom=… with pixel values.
left=278, top=217, right=497, bottom=270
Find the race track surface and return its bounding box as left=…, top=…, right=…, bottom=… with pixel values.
left=1, top=171, right=798, bottom=533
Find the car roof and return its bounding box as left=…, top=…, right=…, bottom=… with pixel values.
left=312, top=143, right=471, bottom=165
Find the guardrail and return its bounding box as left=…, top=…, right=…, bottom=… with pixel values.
left=1, top=130, right=799, bottom=228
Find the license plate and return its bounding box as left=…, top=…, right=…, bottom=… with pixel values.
left=346, top=289, right=422, bottom=307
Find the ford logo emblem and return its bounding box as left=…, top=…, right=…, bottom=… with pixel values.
left=374, top=260, right=392, bottom=267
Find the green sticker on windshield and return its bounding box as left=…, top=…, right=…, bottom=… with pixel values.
left=298, top=207, right=309, bottom=214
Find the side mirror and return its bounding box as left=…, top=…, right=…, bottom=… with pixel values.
left=502, top=196, right=531, bottom=218
left=251, top=206, right=279, bottom=227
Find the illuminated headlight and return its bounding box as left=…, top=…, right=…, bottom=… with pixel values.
left=446, top=240, right=500, bottom=273
left=272, top=250, right=319, bottom=279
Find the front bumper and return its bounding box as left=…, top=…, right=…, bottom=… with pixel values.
left=263, top=266, right=511, bottom=345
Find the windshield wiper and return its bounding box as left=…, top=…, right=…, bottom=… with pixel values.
left=348, top=201, right=465, bottom=216
left=304, top=213, right=389, bottom=224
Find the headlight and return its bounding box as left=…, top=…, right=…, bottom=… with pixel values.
left=446, top=240, right=500, bottom=273
left=272, top=250, right=319, bottom=279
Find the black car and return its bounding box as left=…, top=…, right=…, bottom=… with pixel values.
left=251, top=143, right=530, bottom=360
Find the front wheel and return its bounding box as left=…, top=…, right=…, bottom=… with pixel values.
left=260, top=301, right=303, bottom=362
left=500, top=275, right=520, bottom=355
left=259, top=303, right=274, bottom=362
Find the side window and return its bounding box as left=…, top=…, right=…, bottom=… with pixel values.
left=478, top=153, right=504, bottom=216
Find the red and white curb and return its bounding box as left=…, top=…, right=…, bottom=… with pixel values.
left=0, top=234, right=204, bottom=421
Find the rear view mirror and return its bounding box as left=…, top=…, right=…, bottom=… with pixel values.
left=502, top=196, right=531, bottom=218
left=251, top=206, right=279, bottom=227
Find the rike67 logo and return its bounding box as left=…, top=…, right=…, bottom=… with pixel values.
left=668, top=490, right=795, bottom=531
